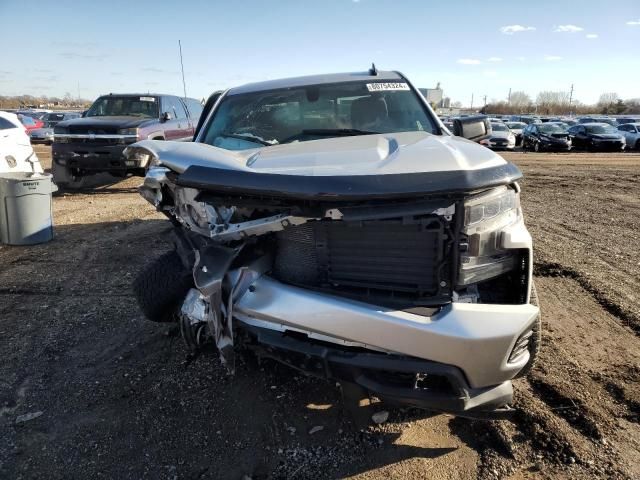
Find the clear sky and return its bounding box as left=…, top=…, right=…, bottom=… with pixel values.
left=1, top=0, right=638, bottom=105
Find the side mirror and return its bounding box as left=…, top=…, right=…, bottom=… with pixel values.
left=161, top=111, right=173, bottom=122
left=452, top=115, right=492, bottom=143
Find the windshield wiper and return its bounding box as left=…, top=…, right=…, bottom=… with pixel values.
left=219, top=132, right=276, bottom=146
left=301, top=128, right=380, bottom=136
left=280, top=128, right=380, bottom=144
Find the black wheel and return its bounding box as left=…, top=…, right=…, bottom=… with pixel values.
left=534, top=141, right=540, bottom=152
left=132, top=250, right=194, bottom=323
left=52, top=161, right=88, bottom=190
left=634, top=140, right=640, bottom=150
left=513, top=282, right=541, bottom=379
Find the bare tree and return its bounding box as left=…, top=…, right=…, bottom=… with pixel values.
left=536, top=91, right=572, bottom=114
left=598, top=92, right=619, bottom=106
left=509, top=91, right=531, bottom=108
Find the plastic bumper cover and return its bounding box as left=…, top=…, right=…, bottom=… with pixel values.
left=246, top=325, right=514, bottom=419
left=235, top=276, right=540, bottom=389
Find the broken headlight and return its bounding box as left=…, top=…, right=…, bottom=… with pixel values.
left=458, top=186, right=520, bottom=286
left=123, top=145, right=156, bottom=168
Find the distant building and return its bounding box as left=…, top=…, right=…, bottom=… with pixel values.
left=420, top=82, right=444, bottom=106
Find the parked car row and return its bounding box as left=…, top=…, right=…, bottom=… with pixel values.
left=445, top=114, right=637, bottom=152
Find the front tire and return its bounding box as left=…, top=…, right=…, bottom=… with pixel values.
left=52, top=162, right=88, bottom=190
left=133, top=250, right=194, bottom=323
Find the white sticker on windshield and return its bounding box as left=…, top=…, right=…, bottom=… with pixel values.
left=140, top=96, right=156, bottom=102
left=366, top=83, right=410, bottom=92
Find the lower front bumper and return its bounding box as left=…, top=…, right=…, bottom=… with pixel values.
left=541, top=142, right=571, bottom=151
left=235, top=276, right=539, bottom=389
left=52, top=143, right=142, bottom=173
left=246, top=325, right=514, bottom=419
left=591, top=142, right=624, bottom=151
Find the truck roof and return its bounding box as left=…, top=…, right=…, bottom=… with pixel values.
left=227, top=70, right=404, bottom=96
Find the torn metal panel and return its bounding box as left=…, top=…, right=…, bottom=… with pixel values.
left=192, top=244, right=242, bottom=370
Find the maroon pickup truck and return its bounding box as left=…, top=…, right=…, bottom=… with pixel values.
left=52, top=93, right=203, bottom=189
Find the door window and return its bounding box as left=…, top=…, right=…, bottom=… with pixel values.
left=0, top=118, right=17, bottom=130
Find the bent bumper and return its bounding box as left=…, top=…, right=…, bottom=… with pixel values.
left=235, top=276, right=539, bottom=389
left=246, top=325, right=514, bottom=419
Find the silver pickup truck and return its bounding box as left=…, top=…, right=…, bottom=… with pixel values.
left=130, top=68, right=540, bottom=419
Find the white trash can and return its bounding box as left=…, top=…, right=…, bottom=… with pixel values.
left=0, top=173, right=58, bottom=245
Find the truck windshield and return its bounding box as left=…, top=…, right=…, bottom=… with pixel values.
left=201, top=81, right=437, bottom=150
left=85, top=96, right=159, bottom=118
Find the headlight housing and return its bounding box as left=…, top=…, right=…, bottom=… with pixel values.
left=119, top=128, right=139, bottom=136
left=459, top=186, right=521, bottom=286
left=123, top=146, right=157, bottom=168
left=53, top=126, right=69, bottom=143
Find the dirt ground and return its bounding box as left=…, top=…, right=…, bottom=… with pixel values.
left=1, top=146, right=638, bottom=479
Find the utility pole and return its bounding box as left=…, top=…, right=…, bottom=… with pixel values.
left=483, top=94, right=487, bottom=106
left=508, top=88, right=512, bottom=104
left=568, top=83, right=574, bottom=115
left=470, top=93, right=474, bottom=109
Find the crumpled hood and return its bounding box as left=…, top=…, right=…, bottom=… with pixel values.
left=134, top=131, right=507, bottom=176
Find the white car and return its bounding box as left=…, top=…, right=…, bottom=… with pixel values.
left=505, top=121, right=526, bottom=145
left=618, top=123, right=640, bottom=150
left=481, top=122, right=516, bottom=150
left=0, top=111, right=43, bottom=174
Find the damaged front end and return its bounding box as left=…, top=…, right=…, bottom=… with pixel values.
left=131, top=141, right=538, bottom=419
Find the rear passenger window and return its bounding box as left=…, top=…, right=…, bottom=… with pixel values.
left=0, top=118, right=16, bottom=130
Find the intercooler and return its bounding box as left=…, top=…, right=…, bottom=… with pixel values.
left=273, top=216, right=453, bottom=307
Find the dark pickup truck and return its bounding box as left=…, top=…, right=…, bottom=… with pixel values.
left=52, top=93, right=203, bottom=188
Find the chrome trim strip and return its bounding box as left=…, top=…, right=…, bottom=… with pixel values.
left=54, top=134, right=138, bottom=139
